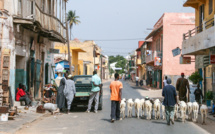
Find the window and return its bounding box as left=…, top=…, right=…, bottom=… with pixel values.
left=199, top=4, right=205, bottom=25
left=18, top=0, right=22, bottom=16
left=209, top=0, right=213, bottom=15
left=156, top=38, right=160, bottom=52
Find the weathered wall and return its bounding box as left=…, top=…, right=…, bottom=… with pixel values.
left=163, top=13, right=195, bottom=82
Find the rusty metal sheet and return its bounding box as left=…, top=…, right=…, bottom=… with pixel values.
left=2, top=85, right=8, bottom=91
left=2, top=80, right=8, bottom=85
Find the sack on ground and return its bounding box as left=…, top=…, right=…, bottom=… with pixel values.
left=44, top=103, right=58, bottom=112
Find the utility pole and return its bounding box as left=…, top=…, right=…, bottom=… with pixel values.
left=65, top=0, right=72, bottom=74
left=93, top=45, right=95, bottom=71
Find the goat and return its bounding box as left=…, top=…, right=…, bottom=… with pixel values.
left=140, top=99, right=145, bottom=117
left=179, top=101, right=187, bottom=123
left=187, top=102, right=193, bottom=121
left=120, top=98, right=126, bottom=120
left=153, top=99, right=161, bottom=120
left=200, top=104, right=208, bottom=125
left=192, top=102, right=199, bottom=122
left=162, top=105, right=166, bottom=120
left=145, top=100, right=152, bottom=120
left=174, top=104, right=179, bottom=121
left=127, top=99, right=134, bottom=118
left=134, top=98, right=141, bottom=119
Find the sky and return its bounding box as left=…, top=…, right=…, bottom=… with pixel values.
left=66, top=0, right=194, bottom=56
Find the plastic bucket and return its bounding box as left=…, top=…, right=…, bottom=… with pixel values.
left=1, top=113, right=8, bottom=121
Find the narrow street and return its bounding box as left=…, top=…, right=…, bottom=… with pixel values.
left=16, top=80, right=210, bottom=134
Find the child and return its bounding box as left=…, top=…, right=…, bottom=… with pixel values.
left=194, top=84, right=203, bottom=104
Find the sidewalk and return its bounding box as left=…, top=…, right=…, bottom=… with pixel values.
left=0, top=107, right=45, bottom=134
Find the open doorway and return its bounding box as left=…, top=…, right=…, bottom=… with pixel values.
left=15, top=55, right=25, bottom=97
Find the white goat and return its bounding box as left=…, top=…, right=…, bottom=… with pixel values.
left=174, top=104, right=179, bottom=121
left=127, top=99, right=134, bottom=118
left=134, top=99, right=141, bottom=119
left=145, top=100, right=152, bottom=120
left=192, top=102, right=199, bottom=122
left=179, top=101, right=187, bottom=123
left=200, top=104, right=208, bottom=125
left=162, top=105, right=166, bottom=120
left=120, top=98, right=126, bottom=120
left=187, top=102, right=193, bottom=121
left=140, top=99, right=145, bottom=117
left=153, top=99, right=161, bottom=120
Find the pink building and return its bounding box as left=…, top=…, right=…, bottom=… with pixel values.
left=145, top=13, right=195, bottom=88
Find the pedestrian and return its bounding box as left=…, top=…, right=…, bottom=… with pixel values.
left=16, top=85, right=32, bottom=106
left=86, top=70, right=102, bottom=113
left=163, top=76, right=168, bottom=87
left=176, top=73, right=190, bottom=102
left=57, top=73, right=67, bottom=112
left=140, top=79, right=143, bottom=86
left=162, top=78, right=178, bottom=125
left=136, top=76, right=139, bottom=86
left=194, top=84, right=203, bottom=105
left=64, top=74, right=76, bottom=114
left=110, top=73, right=123, bottom=123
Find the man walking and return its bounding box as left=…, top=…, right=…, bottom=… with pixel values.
left=110, top=73, right=123, bottom=123
left=136, top=76, right=139, bottom=86
left=176, top=73, right=190, bottom=102
left=86, top=71, right=102, bottom=113
left=64, top=74, right=76, bottom=114
left=162, top=78, right=178, bottom=125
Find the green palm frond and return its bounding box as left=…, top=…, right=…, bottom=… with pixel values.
left=67, top=10, right=81, bottom=29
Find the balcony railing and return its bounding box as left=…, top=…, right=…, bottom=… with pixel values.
left=183, top=18, right=214, bottom=41
left=35, top=3, right=66, bottom=40
left=145, top=51, right=162, bottom=64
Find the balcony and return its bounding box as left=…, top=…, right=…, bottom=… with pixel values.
left=182, top=17, right=215, bottom=55
left=146, top=51, right=162, bottom=64
left=13, top=3, right=66, bottom=43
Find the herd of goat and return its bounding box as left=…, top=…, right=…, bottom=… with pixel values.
left=120, top=98, right=208, bottom=124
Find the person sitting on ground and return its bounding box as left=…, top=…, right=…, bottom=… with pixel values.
left=194, top=84, right=203, bottom=105
left=16, top=85, right=32, bottom=106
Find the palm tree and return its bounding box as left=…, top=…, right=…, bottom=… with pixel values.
left=67, top=10, right=81, bottom=40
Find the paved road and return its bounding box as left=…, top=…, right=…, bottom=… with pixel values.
left=16, top=80, right=210, bottom=134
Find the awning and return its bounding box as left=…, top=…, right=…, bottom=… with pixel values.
left=183, top=0, right=202, bottom=9
left=145, top=26, right=163, bottom=40
left=136, top=48, right=141, bottom=51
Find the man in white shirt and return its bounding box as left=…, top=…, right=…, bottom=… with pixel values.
left=136, top=76, right=139, bottom=86
left=163, top=76, right=168, bottom=87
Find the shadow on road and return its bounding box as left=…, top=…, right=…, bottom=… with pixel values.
left=101, top=118, right=112, bottom=123
left=151, top=121, right=167, bottom=125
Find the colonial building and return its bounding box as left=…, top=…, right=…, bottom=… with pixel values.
left=183, top=0, right=215, bottom=98
left=55, top=40, right=108, bottom=79
left=0, top=0, right=67, bottom=104
left=144, top=13, right=195, bottom=89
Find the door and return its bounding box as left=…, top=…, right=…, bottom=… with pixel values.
left=35, top=59, right=41, bottom=99
left=15, top=69, right=24, bottom=95
left=45, top=63, right=49, bottom=84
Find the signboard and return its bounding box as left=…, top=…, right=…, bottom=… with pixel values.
left=154, top=57, right=161, bottom=66
left=180, top=56, right=191, bottom=64
left=210, top=55, right=215, bottom=64
left=49, top=48, right=59, bottom=54
left=195, top=56, right=204, bottom=69
left=172, top=47, right=181, bottom=57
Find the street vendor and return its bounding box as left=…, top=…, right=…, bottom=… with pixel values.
left=16, top=85, right=31, bottom=106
